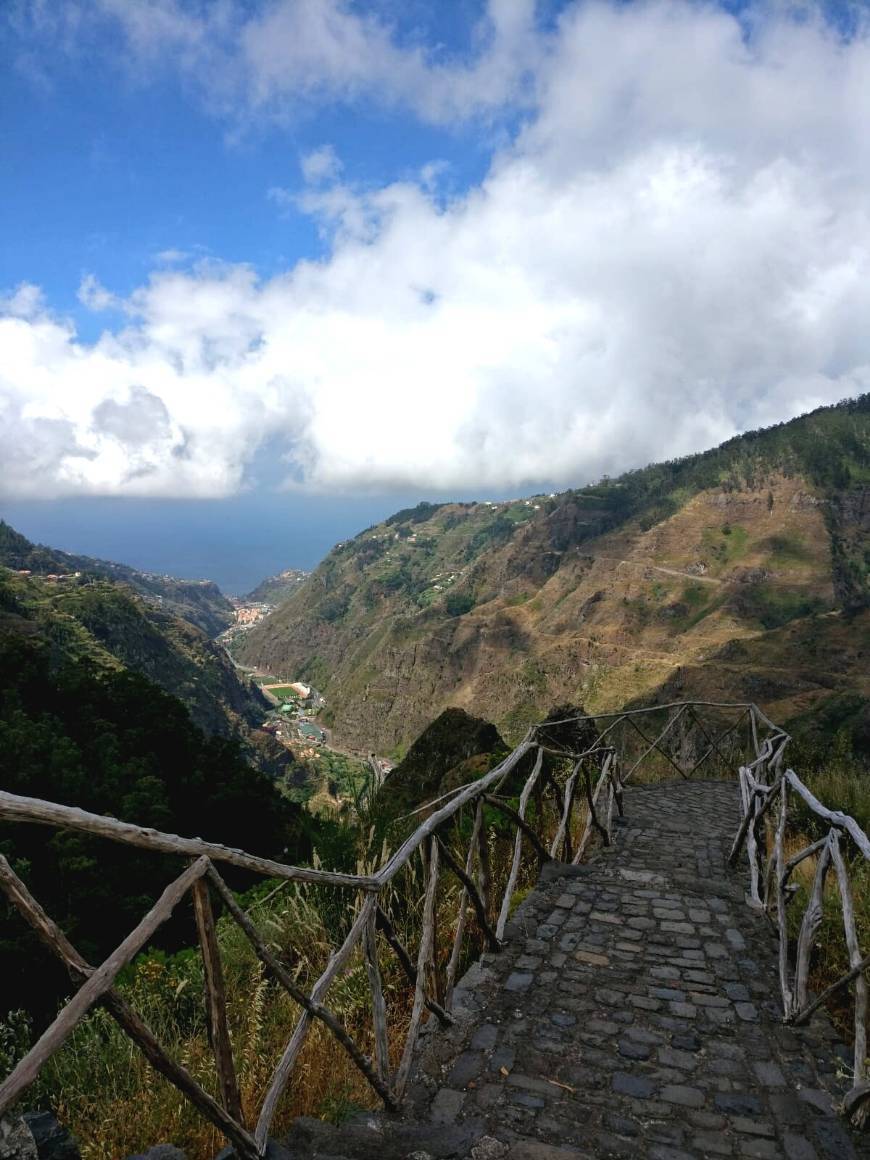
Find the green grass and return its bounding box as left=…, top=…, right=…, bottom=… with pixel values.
left=780, top=735, right=870, bottom=1051
left=701, top=523, right=749, bottom=568
left=660, top=582, right=725, bottom=632
left=738, top=584, right=829, bottom=629
left=765, top=532, right=814, bottom=566
left=506, top=591, right=531, bottom=606
left=263, top=684, right=298, bottom=699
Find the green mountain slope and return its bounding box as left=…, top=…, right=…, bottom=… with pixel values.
left=0, top=626, right=311, bottom=1018
left=0, top=554, right=264, bottom=738
left=244, top=567, right=309, bottom=605
left=0, top=521, right=234, bottom=637
left=234, top=396, right=870, bottom=755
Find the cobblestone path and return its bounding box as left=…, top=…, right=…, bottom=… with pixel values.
left=402, top=780, right=870, bottom=1160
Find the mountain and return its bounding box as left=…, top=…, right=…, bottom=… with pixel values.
left=0, top=520, right=234, bottom=637
left=244, top=567, right=309, bottom=605
left=379, top=707, right=508, bottom=818
left=0, top=620, right=310, bottom=1019
left=234, top=396, right=870, bottom=756
left=0, top=526, right=319, bottom=1016
left=0, top=532, right=266, bottom=738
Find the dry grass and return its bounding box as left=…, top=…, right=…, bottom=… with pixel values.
left=7, top=721, right=850, bottom=1156
left=8, top=822, right=510, bottom=1158
left=763, top=744, right=870, bottom=1076
left=24, top=888, right=392, bottom=1159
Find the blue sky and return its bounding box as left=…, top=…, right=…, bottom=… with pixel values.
left=2, top=1, right=869, bottom=589
left=0, top=4, right=498, bottom=335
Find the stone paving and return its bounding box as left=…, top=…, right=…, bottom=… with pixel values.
left=400, top=780, right=870, bottom=1160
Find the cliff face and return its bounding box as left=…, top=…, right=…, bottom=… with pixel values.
left=235, top=398, right=870, bottom=755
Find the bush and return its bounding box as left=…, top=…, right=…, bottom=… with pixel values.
left=444, top=591, right=475, bottom=617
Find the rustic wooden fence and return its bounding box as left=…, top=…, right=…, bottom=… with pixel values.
left=727, top=708, right=870, bottom=1128
left=0, top=699, right=867, bottom=1154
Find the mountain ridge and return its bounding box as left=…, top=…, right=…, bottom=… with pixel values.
left=243, top=567, right=309, bottom=605
left=233, top=396, right=870, bottom=755
left=0, top=520, right=235, bottom=637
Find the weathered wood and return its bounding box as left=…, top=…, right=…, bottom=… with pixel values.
left=729, top=772, right=782, bottom=872
left=374, top=906, right=453, bottom=1027
left=540, top=765, right=567, bottom=837
left=5, top=697, right=869, bottom=1147
left=792, top=950, right=870, bottom=1026
left=254, top=894, right=376, bottom=1150
left=363, top=908, right=390, bottom=1085
left=477, top=805, right=492, bottom=917
left=0, top=856, right=260, bottom=1160
left=772, top=777, right=792, bottom=1014
left=542, top=699, right=755, bottom=726
left=603, top=778, right=615, bottom=844
left=0, top=790, right=375, bottom=891
left=482, top=796, right=553, bottom=866
left=783, top=771, right=870, bottom=859
left=191, top=876, right=243, bottom=1124
left=205, top=868, right=397, bottom=1112
left=844, top=1082, right=870, bottom=1129
left=612, top=755, right=624, bottom=818
left=828, top=831, right=868, bottom=1090
left=437, top=835, right=500, bottom=952
left=740, top=773, right=767, bottom=907
left=749, top=705, right=760, bottom=757
left=582, top=753, right=611, bottom=846
left=444, top=803, right=483, bottom=1005
left=572, top=753, right=612, bottom=865
left=394, top=839, right=439, bottom=1099
left=626, top=713, right=689, bottom=780
left=780, top=836, right=830, bottom=883
left=792, top=835, right=832, bottom=1014
left=684, top=708, right=749, bottom=778
left=496, top=747, right=544, bottom=942
left=623, top=705, right=689, bottom=782
left=0, top=857, right=209, bottom=1118
left=550, top=759, right=582, bottom=859
left=377, top=737, right=535, bottom=886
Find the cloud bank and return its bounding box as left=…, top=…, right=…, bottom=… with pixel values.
left=4, top=1, right=870, bottom=498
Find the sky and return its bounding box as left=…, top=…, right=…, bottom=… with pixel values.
left=2, top=0, right=870, bottom=590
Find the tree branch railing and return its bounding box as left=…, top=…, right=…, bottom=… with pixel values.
left=0, top=699, right=867, bottom=1152
left=728, top=709, right=870, bottom=1129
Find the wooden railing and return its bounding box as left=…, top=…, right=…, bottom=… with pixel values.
left=0, top=700, right=867, bottom=1153
left=727, top=709, right=870, bottom=1128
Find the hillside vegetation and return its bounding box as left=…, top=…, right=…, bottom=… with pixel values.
left=235, top=396, right=870, bottom=755
left=0, top=629, right=312, bottom=1021
left=244, top=567, right=309, bottom=605
left=0, top=563, right=265, bottom=738
left=0, top=521, right=235, bottom=637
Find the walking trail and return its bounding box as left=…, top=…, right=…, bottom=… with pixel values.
left=287, top=780, right=869, bottom=1160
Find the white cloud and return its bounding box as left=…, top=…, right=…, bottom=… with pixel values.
left=154, top=248, right=192, bottom=265
left=232, top=0, right=541, bottom=125
left=9, top=0, right=542, bottom=127
left=300, top=144, right=342, bottom=184
left=3, top=2, right=870, bottom=499
left=78, top=273, right=119, bottom=311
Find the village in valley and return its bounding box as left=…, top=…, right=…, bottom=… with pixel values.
left=219, top=594, right=393, bottom=810
left=258, top=678, right=328, bottom=753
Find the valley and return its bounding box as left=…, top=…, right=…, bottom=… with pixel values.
left=234, top=397, right=870, bottom=757
left=6, top=395, right=866, bottom=820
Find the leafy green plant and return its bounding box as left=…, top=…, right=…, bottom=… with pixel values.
left=444, top=591, right=475, bottom=617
